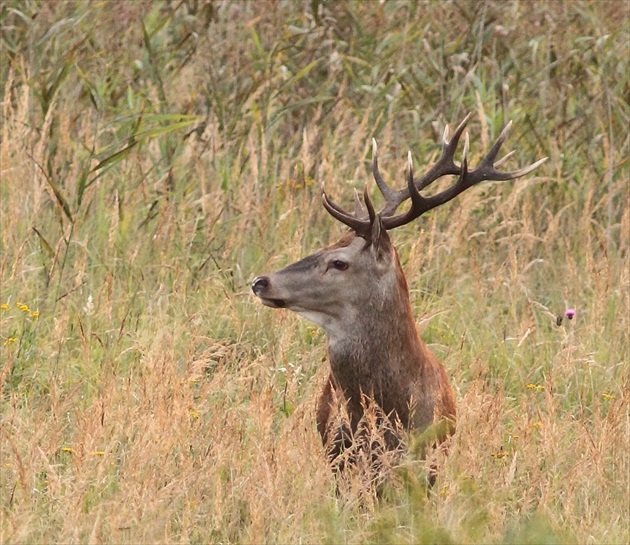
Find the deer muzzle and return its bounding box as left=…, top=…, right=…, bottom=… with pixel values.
left=251, top=276, right=286, bottom=308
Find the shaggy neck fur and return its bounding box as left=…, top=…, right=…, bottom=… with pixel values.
left=326, top=251, right=434, bottom=431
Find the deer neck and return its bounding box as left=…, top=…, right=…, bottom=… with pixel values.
left=326, top=264, right=428, bottom=423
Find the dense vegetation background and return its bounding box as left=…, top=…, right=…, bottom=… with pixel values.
left=1, top=1, right=628, bottom=543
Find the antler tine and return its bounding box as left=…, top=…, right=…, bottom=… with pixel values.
left=441, top=112, right=471, bottom=151
left=319, top=138, right=394, bottom=239
left=372, top=139, right=396, bottom=201
left=498, top=156, right=548, bottom=179
left=322, top=189, right=369, bottom=234
left=406, top=151, right=423, bottom=210
left=363, top=183, right=377, bottom=223
left=468, top=121, right=548, bottom=183
left=495, top=149, right=516, bottom=168
left=478, top=120, right=513, bottom=169
left=450, top=112, right=473, bottom=149
left=414, top=112, right=471, bottom=192
left=462, top=131, right=470, bottom=170
left=353, top=188, right=369, bottom=220
left=372, top=138, right=409, bottom=217
left=385, top=148, right=440, bottom=229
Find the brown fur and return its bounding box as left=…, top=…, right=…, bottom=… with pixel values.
left=316, top=233, right=456, bottom=467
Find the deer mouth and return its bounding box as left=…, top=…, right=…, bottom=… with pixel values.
left=259, top=297, right=286, bottom=309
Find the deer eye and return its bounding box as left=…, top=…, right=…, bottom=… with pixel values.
left=331, top=259, right=348, bottom=271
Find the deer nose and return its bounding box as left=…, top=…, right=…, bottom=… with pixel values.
left=251, top=276, right=270, bottom=295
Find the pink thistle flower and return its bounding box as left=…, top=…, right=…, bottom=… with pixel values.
left=564, top=309, right=576, bottom=320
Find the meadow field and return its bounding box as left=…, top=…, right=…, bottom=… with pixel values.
left=1, top=1, right=628, bottom=543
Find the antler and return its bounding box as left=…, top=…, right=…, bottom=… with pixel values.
left=322, top=115, right=547, bottom=236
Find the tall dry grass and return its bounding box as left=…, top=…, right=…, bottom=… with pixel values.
left=1, top=1, right=628, bottom=543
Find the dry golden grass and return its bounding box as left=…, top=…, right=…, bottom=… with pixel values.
left=1, top=1, right=628, bottom=543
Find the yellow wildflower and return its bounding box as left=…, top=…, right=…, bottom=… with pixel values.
left=3, top=337, right=17, bottom=346
left=31, top=310, right=39, bottom=319
left=0, top=303, right=8, bottom=310
left=61, top=447, right=74, bottom=453
left=526, top=383, right=544, bottom=391
left=531, top=422, right=543, bottom=429
left=189, top=409, right=200, bottom=420
left=91, top=451, right=106, bottom=457
left=602, top=393, right=615, bottom=400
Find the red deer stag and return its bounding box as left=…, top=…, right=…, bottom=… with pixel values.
left=252, top=115, right=546, bottom=484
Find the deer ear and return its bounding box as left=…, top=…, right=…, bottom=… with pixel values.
left=370, top=214, right=391, bottom=260
left=371, top=212, right=382, bottom=242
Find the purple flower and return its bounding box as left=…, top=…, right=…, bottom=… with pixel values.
left=564, top=309, right=576, bottom=320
